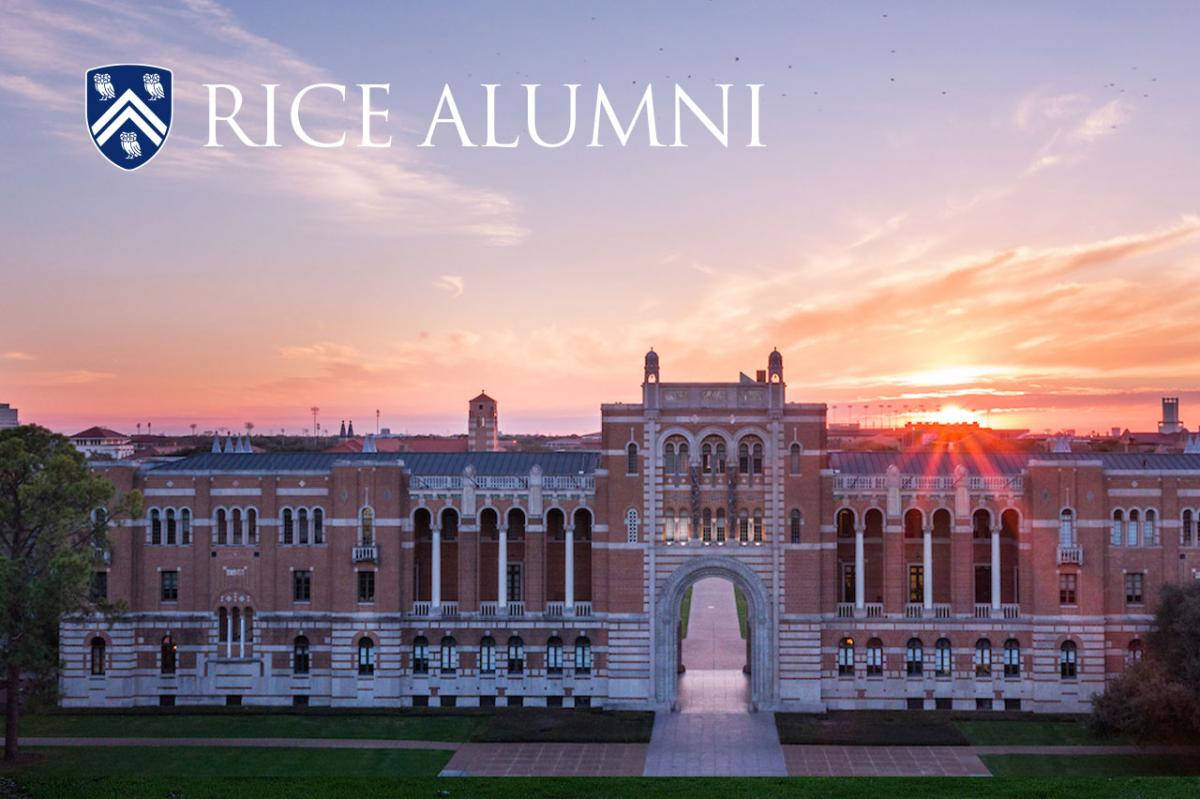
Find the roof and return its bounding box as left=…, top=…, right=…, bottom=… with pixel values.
left=830, top=450, right=1200, bottom=475
left=470, top=392, right=496, bottom=404
left=149, top=450, right=600, bottom=476
left=325, top=437, right=470, bottom=454
left=71, top=426, right=128, bottom=440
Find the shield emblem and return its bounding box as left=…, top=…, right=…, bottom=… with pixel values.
left=85, top=64, right=172, bottom=171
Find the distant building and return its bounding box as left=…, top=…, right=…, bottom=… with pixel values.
left=468, top=391, right=500, bottom=452
left=0, top=403, right=17, bottom=429
left=1159, top=397, right=1184, bottom=434
left=69, top=426, right=134, bottom=460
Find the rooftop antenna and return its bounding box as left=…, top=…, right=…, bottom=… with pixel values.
left=376, top=409, right=380, bottom=435
left=310, top=406, right=319, bottom=438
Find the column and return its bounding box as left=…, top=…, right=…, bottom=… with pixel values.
left=498, top=525, right=508, bottom=612
left=564, top=524, right=575, bottom=612
left=225, top=612, right=233, bottom=658
left=991, top=528, right=1001, bottom=610
left=238, top=611, right=245, bottom=659
left=854, top=526, right=865, bottom=610
left=431, top=526, right=442, bottom=611
left=923, top=528, right=933, bottom=609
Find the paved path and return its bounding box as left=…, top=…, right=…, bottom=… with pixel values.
left=784, top=745, right=989, bottom=776
left=441, top=743, right=646, bottom=776
left=682, top=577, right=746, bottom=672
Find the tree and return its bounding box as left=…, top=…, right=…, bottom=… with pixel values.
left=0, top=426, right=139, bottom=761
left=1091, top=581, right=1200, bottom=742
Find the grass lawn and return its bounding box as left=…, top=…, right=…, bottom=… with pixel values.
left=983, top=754, right=1200, bottom=777
left=776, top=710, right=1102, bottom=746
left=680, top=586, right=694, bottom=638
left=9, top=707, right=655, bottom=744
left=733, top=585, right=748, bottom=639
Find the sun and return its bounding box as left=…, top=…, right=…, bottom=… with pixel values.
left=926, top=404, right=982, bottom=425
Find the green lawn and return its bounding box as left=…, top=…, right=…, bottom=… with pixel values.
left=733, top=585, right=748, bottom=639
left=680, top=585, right=694, bottom=638
left=956, top=718, right=1100, bottom=746
left=9, top=707, right=655, bottom=744
left=776, top=711, right=1102, bottom=746
left=983, top=754, right=1200, bottom=777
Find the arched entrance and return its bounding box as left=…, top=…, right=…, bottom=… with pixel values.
left=654, top=556, right=774, bottom=711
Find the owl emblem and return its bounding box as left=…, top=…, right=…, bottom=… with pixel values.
left=92, top=73, right=115, bottom=101
left=119, top=131, right=142, bottom=160
left=143, top=72, right=165, bottom=100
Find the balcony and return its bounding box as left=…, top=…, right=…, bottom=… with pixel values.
left=440, top=601, right=459, bottom=618
left=574, top=601, right=593, bottom=617
left=1057, top=545, right=1083, bottom=566
left=545, top=601, right=565, bottom=618
left=352, top=545, right=378, bottom=563
left=1001, top=603, right=1021, bottom=620
left=411, top=601, right=431, bottom=617
left=507, top=601, right=525, bottom=618
left=863, top=603, right=884, bottom=619
left=974, top=604, right=992, bottom=619
left=905, top=603, right=924, bottom=619
left=479, top=601, right=498, bottom=618
left=836, top=602, right=854, bottom=618
left=932, top=603, right=952, bottom=619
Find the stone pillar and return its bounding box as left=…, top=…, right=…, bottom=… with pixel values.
left=238, top=612, right=245, bottom=659
left=991, top=528, right=1001, bottom=610
left=498, top=525, right=508, bottom=611
left=565, top=524, right=575, bottom=612
left=854, top=527, right=865, bottom=610
left=431, top=526, right=442, bottom=610
left=226, top=612, right=233, bottom=658
left=923, top=528, right=933, bottom=609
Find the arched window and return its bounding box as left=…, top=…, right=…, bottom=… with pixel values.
left=837, top=637, right=855, bottom=676
left=90, top=636, right=105, bottom=675
left=1183, top=509, right=1196, bottom=547
left=738, top=442, right=750, bottom=474
left=507, top=636, right=525, bottom=674
left=358, top=637, right=375, bottom=675
left=506, top=508, right=526, bottom=540
left=677, top=510, right=691, bottom=543
left=441, top=507, right=460, bottom=540
left=412, top=636, right=429, bottom=674
left=702, top=508, right=712, bottom=542
left=715, top=441, right=727, bottom=474
left=231, top=508, right=243, bottom=545
left=626, top=442, right=639, bottom=476
left=215, top=508, right=227, bottom=545
left=836, top=508, right=855, bottom=538
left=312, top=508, right=323, bottom=544
left=1003, top=639, right=1021, bottom=677
left=440, top=636, right=458, bottom=675
left=974, top=638, right=992, bottom=677
left=789, top=443, right=801, bottom=475
left=282, top=508, right=294, bottom=545
left=701, top=442, right=713, bottom=474
left=972, top=508, right=991, bottom=539
left=752, top=442, right=763, bottom=475
left=165, top=509, right=177, bottom=545
left=180, top=508, right=191, bottom=545
left=752, top=510, right=763, bottom=543
left=297, top=508, right=309, bottom=545
left=160, top=634, right=176, bottom=675
left=677, top=442, right=689, bottom=474
left=479, top=636, right=496, bottom=675
left=738, top=510, right=749, bottom=543
left=1127, top=639, right=1144, bottom=665
left=574, top=507, right=593, bottom=541
left=664, top=441, right=677, bottom=475
left=1111, top=509, right=1124, bottom=547
left=1144, top=509, right=1158, bottom=546
left=546, top=636, right=564, bottom=675
left=293, top=635, right=310, bottom=674
left=715, top=508, right=726, bottom=543
left=479, top=508, right=499, bottom=541
left=1060, top=641, right=1078, bottom=679
left=575, top=636, right=592, bottom=675
left=866, top=638, right=883, bottom=676
left=150, top=509, right=162, bottom=545
left=246, top=508, right=257, bottom=546
left=1127, top=509, right=1140, bottom=546
left=903, top=508, right=923, bottom=538
left=935, top=638, right=952, bottom=677
left=906, top=638, right=923, bottom=676
left=360, top=507, right=375, bottom=545
left=625, top=508, right=639, bottom=544
left=663, top=509, right=675, bottom=544
left=1059, top=509, right=1075, bottom=547
left=790, top=509, right=802, bottom=543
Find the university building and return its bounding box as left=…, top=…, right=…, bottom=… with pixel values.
left=63, top=351, right=1200, bottom=711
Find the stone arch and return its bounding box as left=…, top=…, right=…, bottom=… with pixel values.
left=654, top=555, right=774, bottom=711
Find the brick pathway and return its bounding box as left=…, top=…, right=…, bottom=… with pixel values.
left=783, top=745, right=989, bottom=776
left=440, top=742, right=646, bottom=776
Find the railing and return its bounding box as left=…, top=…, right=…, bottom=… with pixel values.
left=411, top=601, right=431, bottom=617
left=1001, top=603, right=1021, bottom=620
left=542, top=475, right=595, bottom=491
left=833, top=474, right=1023, bottom=493
left=974, top=603, right=992, bottom=619
left=352, top=545, right=378, bottom=563
left=836, top=602, right=854, bottom=618
left=545, top=601, right=565, bottom=618
left=863, top=603, right=884, bottom=618
left=479, top=601, right=498, bottom=618
left=474, top=475, right=528, bottom=490
left=440, top=601, right=459, bottom=618
left=966, top=475, right=1024, bottom=492
left=411, top=476, right=462, bottom=490
left=933, top=603, right=952, bottom=619
left=1057, top=545, right=1084, bottom=565
left=408, top=474, right=595, bottom=492
left=905, top=603, right=924, bottom=619
left=574, top=601, right=593, bottom=617
left=507, top=601, right=525, bottom=618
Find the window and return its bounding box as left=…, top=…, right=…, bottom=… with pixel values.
left=218, top=607, right=228, bottom=643
left=1111, top=509, right=1124, bottom=547
left=231, top=508, right=243, bottom=545
left=837, top=638, right=854, bottom=676
left=358, top=637, right=375, bottom=675
left=575, top=636, right=592, bottom=675
left=297, top=508, right=309, bottom=544
left=1127, top=639, right=1144, bottom=665
left=866, top=638, right=883, bottom=676
left=161, top=634, right=176, bottom=674
left=626, top=442, right=638, bottom=475
left=700, top=508, right=712, bottom=542
left=1125, top=572, right=1144, bottom=605
left=282, top=508, right=294, bottom=545
left=738, top=511, right=749, bottom=543
left=906, top=638, right=923, bottom=676
left=1183, top=509, right=1196, bottom=547
left=150, top=509, right=162, bottom=545
left=165, top=508, right=176, bottom=545
left=1060, top=641, right=1078, bottom=679
left=1127, top=509, right=1140, bottom=547
left=908, top=565, right=924, bottom=603
left=90, top=637, right=105, bottom=675
left=506, top=563, right=523, bottom=602
left=789, top=443, right=801, bottom=475
left=935, top=638, right=952, bottom=677
left=1059, top=573, right=1077, bottom=605
left=507, top=636, right=525, bottom=674
left=440, top=636, right=457, bottom=675
left=246, top=508, right=257, bottom=545
left=360, top=507, right=375, bottom=545
left=293, top=569, right=312, bottom=602
left=625, top=509, right=639, bottom=544
left=1059, top=509, right=1075, bottom=547
left=752, top=510, right=763, bottom=543
left=790, top=510, right=802, bottom=543
left=546, top=636, right=564, bottom=675
left=751, top=442, right=763, bottom=475
left=313, top=508, right=324, bottom=544
left=215, top=508, right=227, bottom=545
left=1144, top=509, right=1158, bottom=546
left=160, top=570, right=179, bottom=602
left=357, top=570, right=375, bottom=603
left=180, top=508, right=191, bottom=545
left=664, top=442, right=677, bottom=475
left=974, top=638, right=992, bottom=677
left=738, top=442, right=750, bottom=474
left=293, top=636, right=310, bottom=674
left=1003, top=639, right=1021, bottom=677
left=479, top=636, right=496, bottom=675
left=412, top=636, right=429, bottom=674
left=90, top=571, right=107, bottom=602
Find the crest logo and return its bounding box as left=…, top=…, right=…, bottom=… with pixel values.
left=85, top=64, right=172, bottom=171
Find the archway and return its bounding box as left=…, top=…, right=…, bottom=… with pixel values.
left=654, top=556, right=774, bottom=711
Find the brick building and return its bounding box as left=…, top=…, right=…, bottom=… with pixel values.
left=62, top=350, right=1200, bottom=711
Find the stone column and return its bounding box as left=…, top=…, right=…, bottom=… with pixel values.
left=238, top=611, right=245, bottom=659
left=226, top=612, right=233, bottom=658
left=991, top=528, right=1001, bottom=610
left=854, top=526, right=865, bottom=610
left=498, top=525, right=508, bottom=611
left=923, top=528, right=933, bottom=609
left=431, top=526, right=442, bottom=611
left=565, top=524, right=575, bottom=612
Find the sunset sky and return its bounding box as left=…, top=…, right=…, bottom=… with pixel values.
left=3, top=1, right=1200, bottom=436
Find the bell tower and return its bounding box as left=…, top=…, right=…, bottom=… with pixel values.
left=468, top=391, right=499, bottom=452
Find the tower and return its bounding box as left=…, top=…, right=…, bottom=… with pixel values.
left=1159, top=397, right=1183, bottom=434
left=643, top=348, right=661, bottom=411
left=468, top=391, right=499, bottom=452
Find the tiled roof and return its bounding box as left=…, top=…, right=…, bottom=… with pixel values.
left=71, top=426, right=128, bottom=440
left=830, top=450, right=1200, bottom=475
left=150, top=450, right=600, bottom=475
